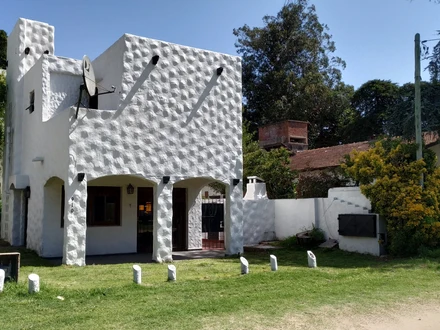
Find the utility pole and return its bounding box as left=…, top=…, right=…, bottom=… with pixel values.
left=415, top=33, right=423, bottom=186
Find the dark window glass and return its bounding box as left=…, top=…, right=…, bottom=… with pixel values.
left=28, top=90, right=35, bottom=113
left=61, top=186, right=121, bottom=227
left=87, top=187, right=121, bottom=226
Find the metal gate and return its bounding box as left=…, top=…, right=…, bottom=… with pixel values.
left=202, top=198, right=224, bottom=250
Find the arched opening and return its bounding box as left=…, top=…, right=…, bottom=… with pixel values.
left=42, top=176, right=64, bottom=257
left=174, top=177, right=227, bottom=251
left=200, top=181, right=227, bottom=250
left=86, top=175, right=156, bottom=255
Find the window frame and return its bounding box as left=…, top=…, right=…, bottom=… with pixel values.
left=60, top=186, right=122, bottom=227
left=87, top=186, right=121, bottom=227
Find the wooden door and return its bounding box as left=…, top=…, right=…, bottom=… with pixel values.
left=137, top=187, right=154, bottom=253
left=172, top=188, right=187, bottom=251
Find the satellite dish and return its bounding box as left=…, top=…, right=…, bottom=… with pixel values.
left=82, top=55, right=96, bottom=97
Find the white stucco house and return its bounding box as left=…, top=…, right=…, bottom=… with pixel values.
left=1, top=18, right=243, bottom=266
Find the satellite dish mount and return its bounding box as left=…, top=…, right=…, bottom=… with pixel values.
left=76, top=55, right=116, bottom=119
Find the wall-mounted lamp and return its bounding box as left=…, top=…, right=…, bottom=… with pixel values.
left=44, top=50, right=49, bottom=54
left=77, top=173, right=85, bottom=182
left=24, top=47, right=30, bottom=55
left=25, top=186, right=31, bottom=199
left=233, top=179, right=240, bottom=186
left=152, top=55, right=160, bottom=65
left=216, top=67, right=224, bottom=76
left=163, top=176, right=170, bottom=184
left=127, top=184, right=135, bottom=195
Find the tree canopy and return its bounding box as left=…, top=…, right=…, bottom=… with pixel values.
left=0, top=30, right=6, bottom=70
left=335, top=78, right=440, bottom=143
left=342, top=80, right=400, bottom=142
left=0, top=30, right=6, bottom=160
left=235, top=0, right=352, bottom=148
left=243, top=122, right=297, bottom=199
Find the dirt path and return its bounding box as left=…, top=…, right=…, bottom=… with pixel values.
left=350, top=303, right=440, bottom=330
left=290, top=301, right=440, bottom=330
left=204, top=300, right=440, bottom=330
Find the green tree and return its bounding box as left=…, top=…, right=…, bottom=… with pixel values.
left=387, top=81, right=440, bottom=138
left=346, top=80, right=400, bottom=142
left=0, top=30, right=6, bottom=70
left=243, top=123, right=297, bottom=199
left=0, top=30, right=6, bottom=161
left=0, top=72, right=5, bottom=155
left=234, top=0, right=351, bottom=148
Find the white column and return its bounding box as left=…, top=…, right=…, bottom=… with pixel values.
left=168, top=264, right=176, bottom=281
left=270, top=255, right=278, bottom=271
left=187, top=186, right=202, bottom=250
left=62, top=171, right=87, bottom=266
left=0, top=269, right=5, bottom=292
left=28, top=273, right=40, bottom=293
left=240, top=256, right=249, bottom=274
left=224, top=182, right=243, bottom=255
left=133, top=265, right=142, bottom=284
left=152, top=182, right=173, bottom=262
left=307, top=250, right=317, bottom=268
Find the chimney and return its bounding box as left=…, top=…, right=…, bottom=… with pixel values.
left=258, top=120, right=309, bottom=152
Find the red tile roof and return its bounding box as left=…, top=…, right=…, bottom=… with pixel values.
left=290, top=132, right=440, bottom=172
left=290, top=141, right=372, bottom=172
left=423, top=131, right=439, bottom=147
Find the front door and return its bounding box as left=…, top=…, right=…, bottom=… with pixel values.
left=172, top=188, right=187, bottom=251
left=137, top=187, right=154, bottom=253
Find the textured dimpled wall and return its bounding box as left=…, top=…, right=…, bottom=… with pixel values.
left=72, top=34, right=242, bottom=182
left=7, top=19, right=54, bottom=252
left=22, top=19, right=54, bottom=80
left=154, top=184, right=173, bottom=262
left=187, top=194, right=202, bottom=250
left=68, top=35, right=243, bottom=260
left=243, top=200, right=275, bottom=245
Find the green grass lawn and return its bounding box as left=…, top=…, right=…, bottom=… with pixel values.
left=1, top=245, right=440, bottom=330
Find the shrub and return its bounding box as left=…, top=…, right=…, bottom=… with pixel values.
left=296, top=168, right=352, bottom=198
left=278, top=236, right=298, bottom=248
left=343, top=139, right=440, bottom=255
left=309, top=225, right=325, bottom=242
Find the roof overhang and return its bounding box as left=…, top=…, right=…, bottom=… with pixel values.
left=9, top=175, right=29, bottom=189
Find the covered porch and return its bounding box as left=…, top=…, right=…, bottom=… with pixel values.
left=43, top=174, right=242, bottom=265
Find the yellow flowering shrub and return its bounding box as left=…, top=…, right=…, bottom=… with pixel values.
left=343, top=139, right=440, bottom=255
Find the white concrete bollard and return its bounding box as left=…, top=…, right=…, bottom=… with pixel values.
left=168, top=265, right=176, bottom=281
left=0, top=269, right=5, bottom=292
left=307, top=250, right=317, bottom=268
left=28, top=273, right=40, bottom=293
left=240, top=257, right=249, bottom=275
left=133, top=265, right=142, bottom=284
left=270, top=255, right=278, bottom=271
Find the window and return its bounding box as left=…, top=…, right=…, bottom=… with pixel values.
left=290, top=136, right=306, bottom=144
left=61, top=186, right=121, bottom=227
left=87, top=187, right=121, bottom=226
left=27, top=90, right=35, bottom=113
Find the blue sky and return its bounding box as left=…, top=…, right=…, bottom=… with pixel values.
left=1, top=0, right=439, bottom=88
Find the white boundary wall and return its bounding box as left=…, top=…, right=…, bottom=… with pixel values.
left=243, top=186, right=383, bottom=255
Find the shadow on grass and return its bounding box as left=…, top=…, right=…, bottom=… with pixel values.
left=240, top=246, right=420, bottom=271
left=0, top=244, right=55, bottom=267
left=2, top=238, right=438, bottom=273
